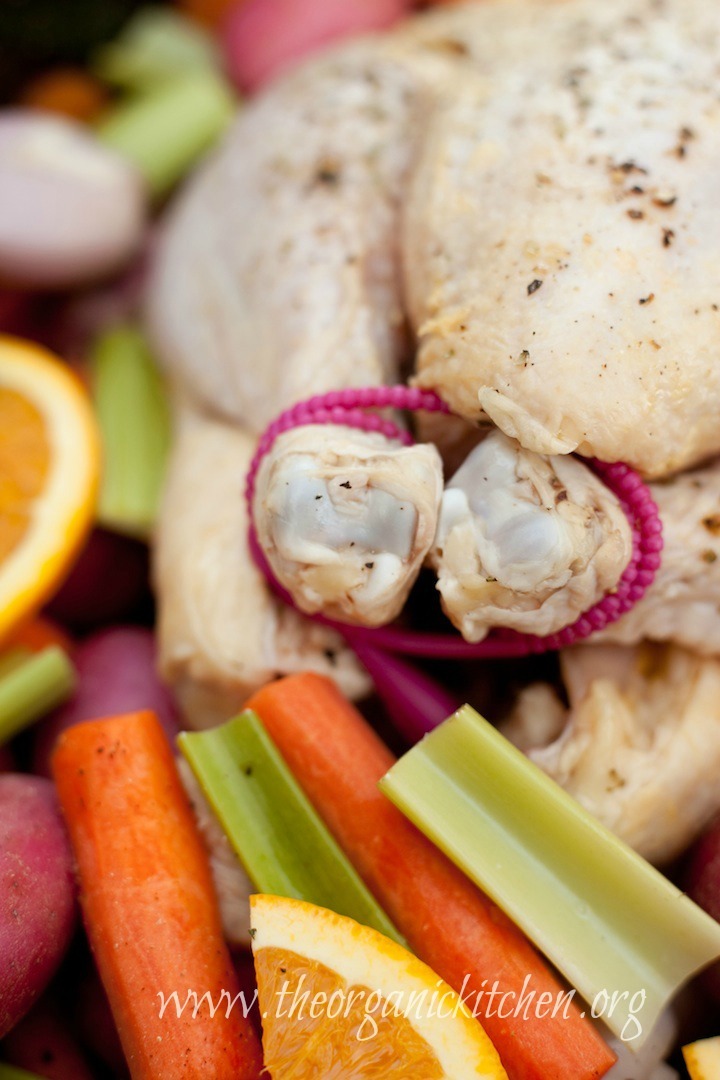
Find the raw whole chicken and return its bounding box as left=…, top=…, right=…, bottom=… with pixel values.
left=149, top=0, right=720, bottom=860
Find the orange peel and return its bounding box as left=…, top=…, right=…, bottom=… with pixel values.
left=0, top=336, right=100, bottom=645
left=250, top=893, right=508, bottom=1079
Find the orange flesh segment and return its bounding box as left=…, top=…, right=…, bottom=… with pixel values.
left=0, top=388, right=50, bottom=563
left=255, top=946, right=444, bottom=1079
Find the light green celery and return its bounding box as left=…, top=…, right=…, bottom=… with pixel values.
left=97, top=71, right=235, bottom=197
left=92, top=7, right=220, bottom=91
left=92, top=325, right=171, bottom=539
left=179, top=711, right=405, bottom=944
left=0, top=646, right=75, bottom=745
left=0, top=1066, right=45, bottom=1080
left=379, top=705, right=720, bottom=1047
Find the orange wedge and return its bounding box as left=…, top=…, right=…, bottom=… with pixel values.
left=683, top=1037, right=720, bottom=1080
left=250, top=894, right=508, bottom=1079
left=0, top=336, right=99, bottom=645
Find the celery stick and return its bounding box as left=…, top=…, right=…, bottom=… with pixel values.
left=179, top=711, right=405, bottom=944
left=92, top=325, right=171, bottom=539
left=92, top=7, right=220, bottom=91
left=380, top=705, right=720, bottom=1047
left=97, top=71, right=235, bottom=197
left=0, top=646, right=75, bottom=745
left=0, top=1066, right=46, bottom=1080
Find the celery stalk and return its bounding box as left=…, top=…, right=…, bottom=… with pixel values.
left=179, top=711, right=404, bottom=944
left=380, top=705, right=720, bottom=1046
left=92, top=8, right=220, bottom=91
left=0, top=646, right=75, bottom=745
left=0, top=1067, right=46, bottom=1080
left=92, top=325, right=171, bottom=539
left=97, top=71, right=235, bottom=197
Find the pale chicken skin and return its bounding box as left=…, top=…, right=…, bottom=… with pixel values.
left=148, top=42, right=451, bottom=430
left=502, top=643, right=720, bottom=865
left=403, top=0, right=720, bottom=479
left=600, top=460, right=720, bottom=654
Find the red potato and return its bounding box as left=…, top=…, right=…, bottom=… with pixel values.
left=46, top=528, right=150, bottom=631
left=0, top=776, right=77, bottom=1038
left=686, top=816, right=720, bottom=1004
left=1, top=994, right=94, bottom=1080
left=33, top=627, right=179, bottom=776
left=223, top=0, right=411, bottom=93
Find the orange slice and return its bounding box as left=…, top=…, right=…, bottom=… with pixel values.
left=0, top=336, right=99, bottom=644
left=683, top=1036, right=720, bottom=1080
left=250, top=894, right=508, bottom=1079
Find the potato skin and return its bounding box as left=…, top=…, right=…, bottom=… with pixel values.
left=33, top=626, right=179, bottom=776
left=0, top=775, right=77, bottom=1037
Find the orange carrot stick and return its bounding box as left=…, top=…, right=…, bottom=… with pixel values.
left=10, top=616, right=73, bottom=656
left=178, top=0, right=242, bottom=28
left=20, top=68, right=108, bottom=123
left=52, top=710, right=263, bottom=1080
left=247, top=674, right=616, bottom=1080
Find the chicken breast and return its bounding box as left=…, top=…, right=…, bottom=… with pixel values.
left=154, top=402, right=369, bottom=728
left=404, top=0, right=720, bottom=478
left=502, top=643, right=720, bottom=864
left=430, top=430, right=631, bottom=640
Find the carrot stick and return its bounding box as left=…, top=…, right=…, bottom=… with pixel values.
left=10, top=617, right=73, bottom=656
left=20, top=68, right=108, bottom=124
left=178, top=0, right=241, bottom=28
left=247, top=674, right=616, bottom=1080
left=51, top=710, right=263, bottom=1080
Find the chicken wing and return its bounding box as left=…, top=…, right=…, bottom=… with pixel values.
left=599, top=459, right=720, bottom=654
left=502, top=643, right=720, bottom=864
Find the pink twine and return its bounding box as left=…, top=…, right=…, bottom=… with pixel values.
left=245, top=386, right=663, bottom=658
